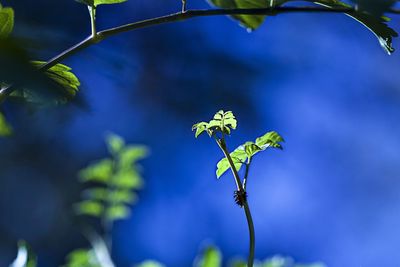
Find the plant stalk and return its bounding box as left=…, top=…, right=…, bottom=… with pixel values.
left=215, top=137, right=255, bottom=267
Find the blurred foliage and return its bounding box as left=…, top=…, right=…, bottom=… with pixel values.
left=9, top=241, right=37, bottom=267
left=0, top=111, right=12, bottom=136
left=216, top=131, right=284, bottom=178
left=76, top=133, right=148, bottom=223
left=0, top=3, right=14, bottom=38
left=195, top=246, right=222, bottom=267
left=62, top=249, right=101, bottom=267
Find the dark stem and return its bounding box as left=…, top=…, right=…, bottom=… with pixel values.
left=243, top=201, right=255, bottom=267
left=243, top=158, right=252, bottom=191
left=215, top=137, right=255, bottom=267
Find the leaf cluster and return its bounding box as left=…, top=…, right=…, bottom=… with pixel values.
left=76, top=133, right=148, bottom=223
left=192, top=110, right=237, bottom=138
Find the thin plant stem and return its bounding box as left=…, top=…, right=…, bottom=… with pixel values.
left=215, top=137, right=255, bottom=267
left=243, top=157, right=252, bottom=191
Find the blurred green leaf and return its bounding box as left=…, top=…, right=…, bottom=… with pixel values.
left=135, top=261, right=165, bottom=267
left=106, top=133, right=125, bottom=155
left=119, top=145, right=149, bottom=167
left=0, top=111, right=12, bottom=137
left=77, top=133, right=147, bottom=224
left=76, top=200, right=104, bottom=217
left=196, top=246, right=221, bottom=267
left=62, top=249, right=101, bottom=267
left=112, top=169, right=143, bottom=189
left=79, top=159, right=113, bottom=183
left=9, top=240, right=37, bottom=267
left=108, top=189, right=137, bottom=203
left=0, top=3, right=14, bottom=38
left=105, top=204, right=130, bottom=220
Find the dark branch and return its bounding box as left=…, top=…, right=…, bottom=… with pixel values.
left=0, top=6, right=399, bottom=102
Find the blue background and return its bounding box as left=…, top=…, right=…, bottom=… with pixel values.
left=0, top=0, right=400, bottom=266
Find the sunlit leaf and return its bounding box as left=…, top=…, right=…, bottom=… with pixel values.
left=0, top=111, right=12, bottom=137
left=192, top=110, right=238, bottom=138
left=255, top=131, right=284, bottom=150
left=216, top=147, right=247, bottom=178
left=216, top=131, right=283, bottom=178
left=0, top=3, right=14, bottom=38
left=30, top=61, right=80, bottom=101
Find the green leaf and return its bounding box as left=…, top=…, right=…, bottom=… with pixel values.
left=9, top=241, right=37, bottom=267
left=79, top=159, right=113, bottom=183
left=112, top=169, right=143, bottom=189
left=255, top=131, right=284, bottom=150
left=106, top=133, right=125, bottom=155
left=82, top=187, right=108, bottom=201
left=62, top=249, right=101, bottom=267
left=192, top=122, right=209, bottom=138
left=135, top=261, right=165, bottom=267
left=108, top=189, right=137, bottom=204
left=0, top=3, right=14, bottom=38
left=106, top=204, right=130, bottom=220
left=119, top=145, right=149, bottom=167
left=208, top=0, right=269, bottom=30
left=30, top=61, right=80, bottom=100
left=216, top=147, right=247, bottom=178
left=76, top=0, right=127, bottom=7
left=196, top=246, right=221, bottom=267
left=0, top=112, right=12, bottom=137
left=76, top=200, right=104, bottom=217
left=308, top=0, right=398, bottom=54
left=192, top=110, right=238, bottom=138
left=216, top=131, right=283, bottom=178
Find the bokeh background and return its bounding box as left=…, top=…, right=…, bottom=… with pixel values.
left=1, top=0, right=400, bottom=266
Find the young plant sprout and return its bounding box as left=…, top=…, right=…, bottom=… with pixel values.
left=192, top=110, right=284, bottom=267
